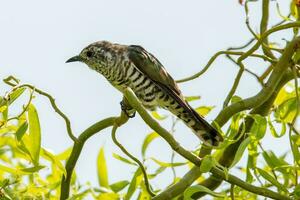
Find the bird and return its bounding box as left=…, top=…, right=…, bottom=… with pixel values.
left=66, top=41, right=223, bottom=146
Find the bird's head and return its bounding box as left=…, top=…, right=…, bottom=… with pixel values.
left=66, top=41, right=123, bottom=71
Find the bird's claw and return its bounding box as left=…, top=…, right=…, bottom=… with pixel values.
left=120, top=101, right=136, bottom=118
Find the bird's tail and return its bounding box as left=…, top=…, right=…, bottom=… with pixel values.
left=171, top=103, right=223, bottom=146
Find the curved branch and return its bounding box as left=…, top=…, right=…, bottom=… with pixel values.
left=111, top=114, right=155, bottom=197
left=60, top=117, right=116, bottom=200
left=3, top=76, right=78, bottom=142
left=123, top=88, right=291, bottom=200
left=215, top=36, right=300, bottom=127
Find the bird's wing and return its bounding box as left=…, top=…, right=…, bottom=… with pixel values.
left=127, top=45, right=185, bottom=102
left=128, top=45, right=223, bottom=146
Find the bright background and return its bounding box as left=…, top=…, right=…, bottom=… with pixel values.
left=0, top=0, right=290, bottom=197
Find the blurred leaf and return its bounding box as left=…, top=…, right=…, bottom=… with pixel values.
left=15, top=122, right=28, bottom=141
left=150, top=157, right=187, bottom=167
left=184, top=96, right=201, bottom=102
left=262, top=150, right=288, bottom=169
left=148, top=166, right=166, bottom=179
left=195, top=106, right=215, bottom=116
left=293, top=184, right=300, bottom=199
left=184, top=185, right=224, bottom=199
left=125, top=168, right=143, bottom=200
left=275, top=98, right=298, bottom=123
left=41, top=148, right=67, bottom=177
left=19, top=165, right=44, bottom=173
left=0, top=105, right=7, bottom=113
left=199, top=155, right=214, bottom=173
left=231, top=95, right=242, bottom=104
left=56, top=147, right=72, bottom=160
left=110, top=180, right=130, bottom=193
left=7, top=88, right=26, bottom=106
left=27, top=104, right=41, bottom=166
left=291, top=135, right=300, bottom=165
left=97, top=193, right=119, bottom=200
left=250, top=114, right=267, bottom=140
left=138, top=181, right=151, bottom=200
left=257, top=168, right=288, bottom=193
left=68, top=189, right=91, bottom=200
left=113, top=153, right=137, bottom=166
left=141, top=132, right=159, bottom=158
left=0, top=165, right=19, bottom=175
left=230, top=137, right=251, bottom=168
left=97, top=147, right=109, bottom=188
left=151, top=111, right=167, bottom=120
left=268, top=118, right=286, bottom=138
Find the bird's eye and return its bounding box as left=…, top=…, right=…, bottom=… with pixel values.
left=86, top=51, right=93, bottom=58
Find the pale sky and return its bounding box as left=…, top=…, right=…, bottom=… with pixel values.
left=0, top=0, right=290, bottom=198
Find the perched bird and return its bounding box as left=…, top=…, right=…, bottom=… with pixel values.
left=66, top=41, right=223, bottom=146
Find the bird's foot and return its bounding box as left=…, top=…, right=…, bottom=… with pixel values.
left=120, top=101, right=136, bottom=118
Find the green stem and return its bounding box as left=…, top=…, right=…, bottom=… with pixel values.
left=60, top=117, right=116, bottom=200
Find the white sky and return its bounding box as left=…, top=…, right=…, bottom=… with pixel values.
left=0, top=0, right=291, bottom=198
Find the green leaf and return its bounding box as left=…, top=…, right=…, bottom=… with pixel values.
left=41, top=148, right=67, bottom=177
left=15, top=122, right=28, bottom=141
left=250, top=114, right=267, bottom=140
left=268, top=117, right=286, bottom=138
left=293, top=184, right=300, bottom=199
left=184, top=185, right=224, bottom=199
left=56, top=147, right=72, bottom=160
left=184, top=96, right=201, bottom=102
left=257, top=168, right=288, bottom=193
left=113, top=153, right=137, bottom=166
left=27, top=104, right=41, bottom=166
left=110, top=180, right=130, bottom=193
left=231, top=95, right=242, bottom=104
left=230, top=137, right=251, bottom=168
left=151, top=111, right=168, bottom=120
left=0, top=164, right=19, bottom=175
left=195, top=106, right=215, bottom=116
left=148, top=166, right=166, bottom=179
left=141, top=132, right=159, bottom=158
left=262, top=150, right=288, bottom=169
left=97, top=147, right=109, bottom=188
left=199, top=156, right=214, bottom=173
left=7, top=88, right=26, bottom=106
left=150, top=157, right=187, bottom=167
left=19, top=165, right=45, bottom=173
left=291, top=135, right=300, bottom=165
left=275, top=98, right=298, bottom=123
left=125, top=168, right=143, bottom=200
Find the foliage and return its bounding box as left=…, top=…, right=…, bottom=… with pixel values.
left=1, top=1, right=300, bottom=200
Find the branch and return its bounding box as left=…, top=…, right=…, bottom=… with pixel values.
left=192, top=70, right=295, bottom=199
left=60, top=117, right=116, bottom=200
left=3, top=76, right=78, bottom=142
left=111, top=113, right=155, bottom=197
left=123, top=88, right=291, bottom=200
left=215, top=36, right=300, bottom=127
left=176, top=51, right=275, bottom=83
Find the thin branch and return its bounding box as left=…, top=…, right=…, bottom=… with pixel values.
left=223, top=62, right=245, bottom=108
left=7, top=87, right=35, bottom=122
left=176, top=51, right=275, bottom=83
left=60, top=117, right=117, bottom=200
left=111, top=117, right=155, bottom=197
left=228, top=38, right=255, bottom=51
left=215, top=36, right=300, bottom=127
left=260, top=0, right=276, bottom=59
left=123, top=88, right=291, bottom=200
left=152, top=167, right=201, bottom=200
left=230, top=184, right=235, bottom=200
left=3, top=76, right=78, bottom=142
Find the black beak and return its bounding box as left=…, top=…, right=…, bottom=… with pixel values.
left=66, top=55, right=81, bottom=63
